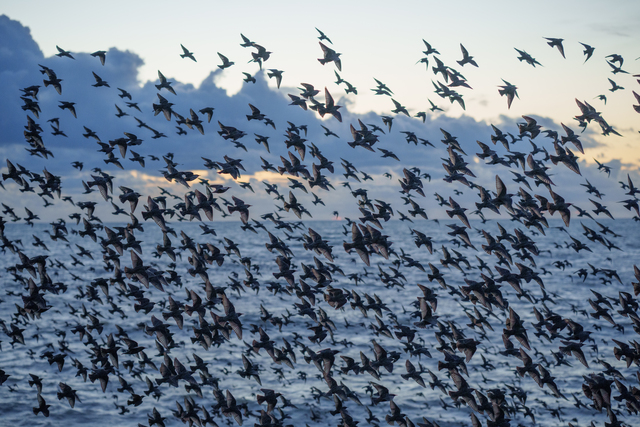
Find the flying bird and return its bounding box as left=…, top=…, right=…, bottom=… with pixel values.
left=217, top=52, right=234, bottom=69
left=315, top=27, right=332, bottom=44
left=91, top=72, right=109, bottom=88
left=55, top=45, right=74, bottom=59
left=457, top=44, right=478, bottom=67
left=180, top=44, right=196, bottom=61
left=544, top=37, right=565, bottom=58
left=579, top=42, right=594, bottom=62
left=90, top=50, right=106, bottom=65
left=267, top=69, right=284, bottom=88
left=391, top=98, right=410, bottom=116
left=318, top=42, right=342, bottom=71
left=156, top=70, right=176, bottom=95
left=515, top=48, right=542, bottom=67
left=498, top=79, right=519, bottom=109
left=608, top=78, right=624, bottom=92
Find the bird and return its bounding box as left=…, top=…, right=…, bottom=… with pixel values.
left=33, top=394, right=50, bottom=417
left=391, top=98, right=410, bottom=116
left=58, top=101, right=77, bottom=118
left=91, top=72, right=109, bottom=87
left=180, top=44, right=196, bottom=61
left=55, top=45, right=74, bottom=59
left=242, top=72, right=256, bottom=83
left=498, top=80, right=519, bottom=108
left=267, top=69, right=284, bottom=88
left=428, top=99, right=443, bottom=112
left=117, top=88, right=132, bottom=100
left=90, top=50, right=106, bottom=65
left=156, top=70, right=176, bottom=95
left=515, top=48, right=542, bottom=67
left=217, top=52, right=234, bottom=69
left=580, top=42, right=595, bottom=62
left=607, top=78, right=624, bottom=92
left=544, top=37, right=566, bottom=58
left=315, top=27, right=332, bottom=44
left=457, top=44, right=478, bottom=67
left=318, top=42, right=342, bottom=71
left=57, top=383, right=80, bottom=408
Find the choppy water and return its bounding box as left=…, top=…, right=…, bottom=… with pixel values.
left=1, top=217, right=639, bottom=427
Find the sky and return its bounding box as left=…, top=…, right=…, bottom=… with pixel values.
left=1, top=2, right=640, bottom=221
left=4, top=1, right=639, bottom=125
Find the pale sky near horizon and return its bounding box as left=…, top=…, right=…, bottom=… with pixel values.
left=4, top=0, right=640, bottom=165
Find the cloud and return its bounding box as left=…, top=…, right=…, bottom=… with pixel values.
left=0, top=15, right=43, bottom=72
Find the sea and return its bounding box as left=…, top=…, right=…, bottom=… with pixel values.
left=0, top=218, right=638, bottom=427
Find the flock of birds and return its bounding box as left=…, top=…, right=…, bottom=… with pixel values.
left=2, top=26, right=640, bottom=427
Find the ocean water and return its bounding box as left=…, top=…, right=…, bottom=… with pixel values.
left=0, top=217, right=638, bottom=427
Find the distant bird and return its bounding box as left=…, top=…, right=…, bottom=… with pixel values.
left=114, top=104, right=128, bottom=118
left=498, top=80, right=519, bottom=109
left=199, top=107, right=215, bottom=123
left=91, top=72, right=109, bottom=88
left=372, top=78, right=393, bottom=96
left=180, top=44, right=196, bottom=61
left=457, top=44, right=478, bottom=67
left=321, top=125, right=338, bottom=137
left=428, top=99, right=443, bottom=112
left=544, top=37, right=565, bottom=58
left=391, top=98, right=410, bottom=116
left=317, top=87, right=342, bottom=122
left=606, top=62, right=627, bottom=76
left=33, top=394, right=50, bottom=417
left=242, top=72, right=256, bottom=83
left=90, top=50, right=106, bottom=65
left=58, top=101, right=77, bottom=118
left=422, top=39, right=440, bottom=56
left=228, top=196, right=251, bottom=224
left=515, top=48, right=542, bottom=67
left=55, top=45, right=74, bottom=59
left=240, top=33, right=255, bottom=48
left=607, top=78, right=624, bottom=92
left=117, top=88, right=132, bottom=100
left=57, top=382, right=80, bottom=408
left=267, top=69, right=284, bottom=88
left=217, top=52, right=234, bottom=69
left=156, top=70, right=176, bottom=95
left=579, top=42, right=595, bottom=62
left=126, top=101, right=141, bottom=112
left=318, top=42, right=342, bottom=71
left=249, top=43, right=272, bottom=69
left=381, top=115, right=393, bottom=131
left=315, top=27, right=332, bottom=44
left=606, top=53, right=624, bottom=66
